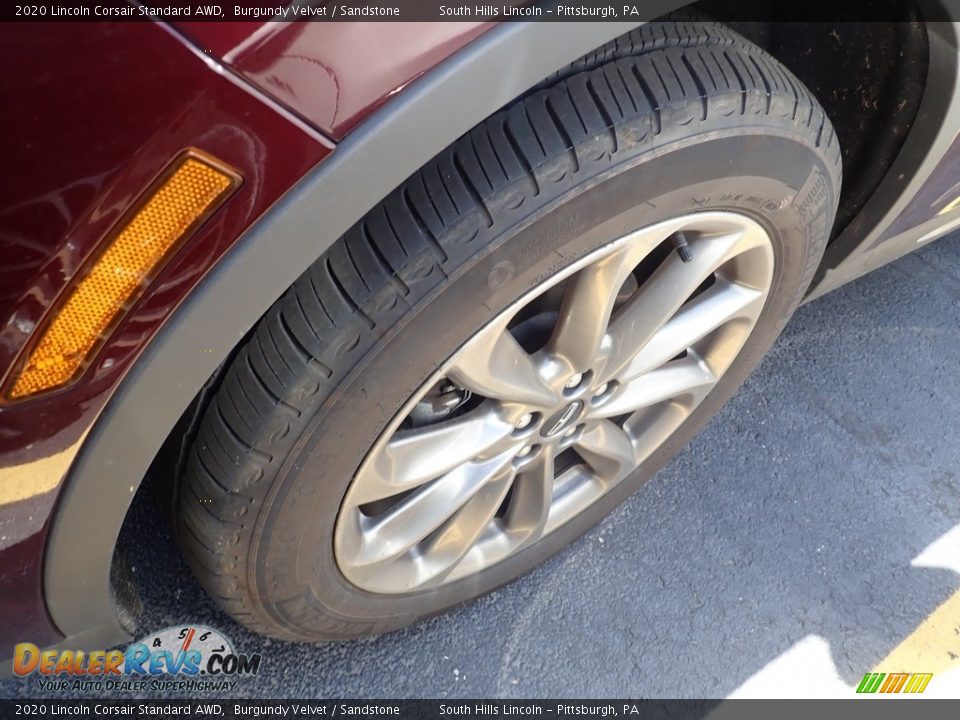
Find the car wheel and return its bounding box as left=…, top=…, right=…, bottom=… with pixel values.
left=177, top=20, right=841, bottom=640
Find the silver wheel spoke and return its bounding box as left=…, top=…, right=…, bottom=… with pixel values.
left=622, top=278, right=765, bottom=380
left=601, top=231, right=749, bottom=383
left=449, top=319, right=556, bottom=406
left=593, top=356, right=717, bottom=419
left=335, top=212, right=775, bottom=594
left=504, top=445, right=556, bottom=544
left=351, top=450, right=516, bottom=567
left=575, top=420, right=636, bottom=479
left=548, top=246, right=637, bottom=373
left=418, top=466, right=517, bottom=586
left=353, top=407, right=514, bottom=505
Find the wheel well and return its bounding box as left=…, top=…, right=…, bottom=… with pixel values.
left=109, top=7, right=931, bottom=632
left=694, top=0, right=929, bottom=237
left=52, top=19, right=658, bottom=648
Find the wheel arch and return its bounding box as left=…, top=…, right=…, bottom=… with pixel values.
left=45, top=4, right=960, bottom=650
left=42, top=16, right=667, bottom=650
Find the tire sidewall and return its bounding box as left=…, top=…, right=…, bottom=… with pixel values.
left=249, top=130, right=837, bottom=637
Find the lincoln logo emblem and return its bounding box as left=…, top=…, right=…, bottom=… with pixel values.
left=542, top=401, right=584, bottom=438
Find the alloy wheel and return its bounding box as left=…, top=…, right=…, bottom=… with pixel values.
left=334, top=211, right=774, bottom=594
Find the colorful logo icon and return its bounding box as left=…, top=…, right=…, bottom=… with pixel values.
left=856, top=672, right=933, bottom=694
left=13, top=625, right=261, bottom=678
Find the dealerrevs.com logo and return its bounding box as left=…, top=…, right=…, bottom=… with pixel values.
left=13, top=625, right=261, bottom=692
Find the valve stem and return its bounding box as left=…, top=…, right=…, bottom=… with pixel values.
left=671, top=231, right=693, bottom=263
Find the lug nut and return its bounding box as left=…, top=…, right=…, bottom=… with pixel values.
left=516, top=445, right=533, bottom=458
left=594, top=383, right=608, bottom=397
left=565, top=373, right=583, bottom=390
left=515, top=413, right=534, bottom=430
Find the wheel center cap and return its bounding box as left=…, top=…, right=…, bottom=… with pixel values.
left=541, top=400, right=584, bottom=438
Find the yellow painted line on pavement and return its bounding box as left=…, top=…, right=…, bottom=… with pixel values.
left=873, top=587, right=960, bottom=675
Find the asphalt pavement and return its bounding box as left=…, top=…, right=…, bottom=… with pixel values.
left=4, top=234, right=960, bottom=700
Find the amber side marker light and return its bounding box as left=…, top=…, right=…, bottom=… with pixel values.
left=7, top=152, right=240, bottom=400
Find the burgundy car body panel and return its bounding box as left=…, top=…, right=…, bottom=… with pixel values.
left=0, top=21, right=331, bottom=648
left=176, top=21, right=491, bottom=138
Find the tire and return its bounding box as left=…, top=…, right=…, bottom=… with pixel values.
left=177, top=20, right=841, bottom=641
